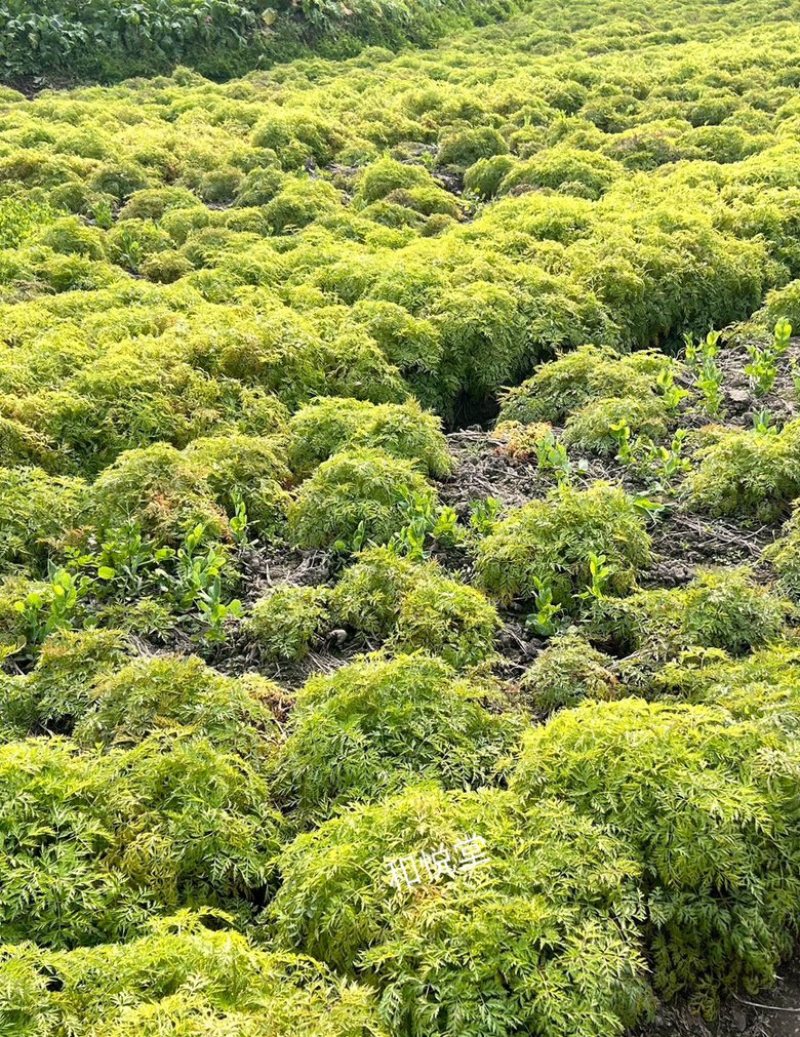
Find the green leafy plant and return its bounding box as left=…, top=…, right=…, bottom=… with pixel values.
left=655, top=365, right=689, bottom=412
left=274, top=655, right=517, bottom=824
left=512, top=698, right=800, bottom=1008
left=520, top=633, right=619, bottom=712
left=0, top=730, right=283, bottom=948
left=247, top=585, right=329, bottom=663
left=686, top=331, right=725, bottom=417
left=525, top=576, right=563, bottom=637
left=468, top=496, right=502, bottom=538
left=580, top=552, right=615, bottom=602
left=565, top=396, right=668, bottom=459
left=686, top=418, right=800, bottom=520
left=288, top=449, right=437, bottom=554
left=477, top=482, right=651, bottom=609
left=634, top=429, right=691, bottom=488
left=0, top=911, right=387, bottom=1037
left=330, top=547, right=499, bottom=667
left=13, top=568, right=81, bottom=650
left=610, top=418, right=634, bottom=464
left=269, top=785, right=652, bottom=1035
left=536, top=430, right=575, bottom=482
left=744, top=319, right=793, bottom=396
left=589, top=567, right=789, bottom=663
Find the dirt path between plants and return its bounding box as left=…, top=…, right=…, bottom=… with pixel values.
left=637, top=958, right=800, bottom=1036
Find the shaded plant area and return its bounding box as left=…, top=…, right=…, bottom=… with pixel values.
left=0, top=0, right=530, bottom=84
left=2, top=2, right=800, bottom=1036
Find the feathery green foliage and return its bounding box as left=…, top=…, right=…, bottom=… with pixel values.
left=330, top=547, right=500, bottom=667
left=286, top=397, right=451, bottom=478
left=512, top=699, right=800, bottom=1006
left=274, top=654, right=518, bottom=823
left=590, top=567, right=790, bottom=660
left=247, top=586, right=330, bottom=663
left=4, top=0, right=800, bottom=1024
left=476, top=482, right=651, bottom=607
left=270, top=784, right=652, bottom=1036
left=0, top=911, right=388, bottom=1036
left=0, top=731, right=283, bottom=948
left=288, top=448, right=436, bottom=552
left=687, top=420, right=800, bottom=520
left=520, top=634, right=620, bottom=713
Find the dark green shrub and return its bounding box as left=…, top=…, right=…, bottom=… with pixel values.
left=235, top=389, right=291, bottom=438
left=36, top=217, right=106, bottom=260
left=287, top=448, right=436, bottom=552
left=476, top=482, right=651, bottom=607
left=0, top=912, right=387, bottom=1037
left=139, top=249, right=193, bottom=283
left=106, top=220, right=172, bottom=272
left=161, top=205, right=212, bottom=245
left=360, top=198, right=424, bottom=230
left=603, top=123, right=687, bottom=170
left=682, top=124, right=758, bottom=163
left=270, top=784, right=650, bottom=1035
left=5, top=352, right=230, bottom=475
left=494, top=419, right=555, bottom=460
left=520, top=634, right=620, bottom=712
left=0, top=671, right=36, bottom=742
left=655, top=645, right=800, bottom=732
left=89, top=161, right=151, bottom=201
left=422, top=211, right=455, bottom=236
left=512, top=698, right=800, bottom=1004
left=118, top=187, right=199, bottom=222
left=274, top=654, right=517, bottom=823
left=197, top=166, right=244, bottom=204
left=236, top=167, right=286, bottom=206
left=181, top=226, right=244, bottom=269
left=0, top=416, right=57, bottom=469
left=384, top=183, right=459, bottom=218
left=251, top=110, right=345, bottom=167
left=349, top=299, right=443, bottom=378
left=247, top=586, right=330, bottom=663
left=286, top=397, right=451, bottom=477
left=95, top=596, right=178, bottom=638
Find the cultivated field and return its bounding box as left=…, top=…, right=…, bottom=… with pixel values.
left=2, top=1, right=800, bottom=1034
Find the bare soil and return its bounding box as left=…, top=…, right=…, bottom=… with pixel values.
left=637, top=959, right=800, bottom=1037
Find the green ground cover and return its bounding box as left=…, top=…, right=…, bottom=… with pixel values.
left=2, top=1, right=800, bottom=1034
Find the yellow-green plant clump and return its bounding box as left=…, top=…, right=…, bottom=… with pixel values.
left=4, top=0, right=800, bottom=1029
